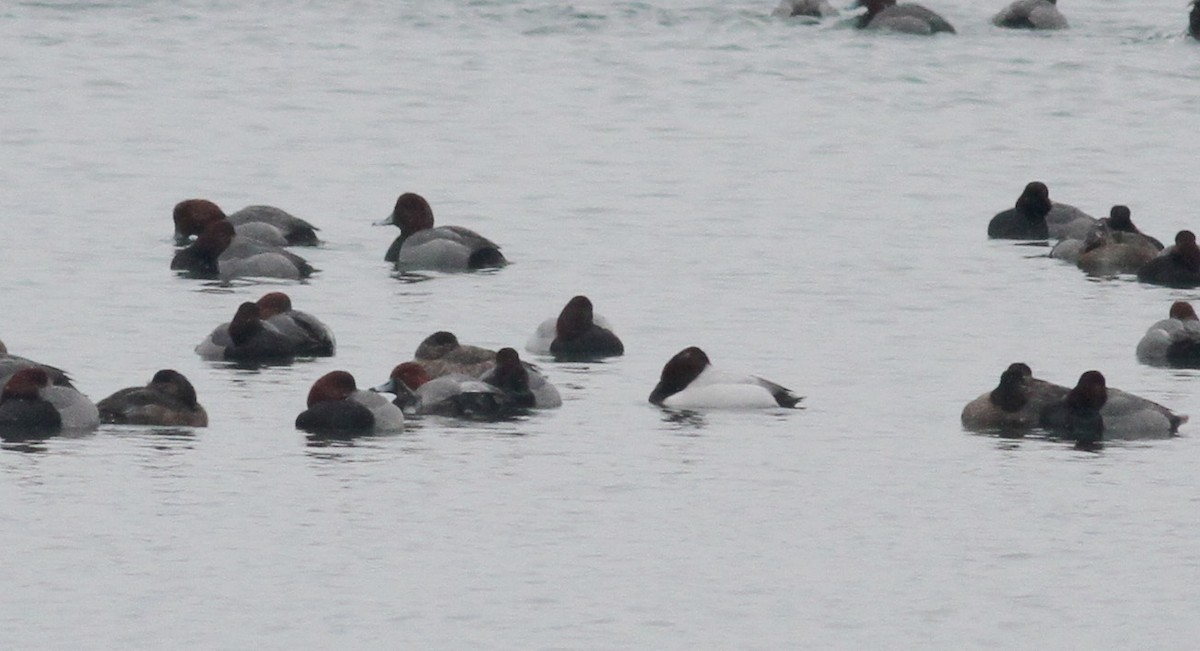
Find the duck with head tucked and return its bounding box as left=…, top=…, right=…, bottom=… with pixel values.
left=1038, top=371, right=1106, bottom=449
left=478, top=348, right=562, bottom=410
left=295, top=371, right=404, bottom=434
left=1050, top=206, right=1163, bottom=275
left=0, top=346, right=98, bottom=430
left=373, top=361, right=515, bottom=419
left=1137, top=230, right=1200, bottom=288
left=174, top=199, right=320, bottom=247
left=992, top=0, right=1067, bottom=30
left=0, top=366, right=99, bottom=436
left=410, top=331, right=498, bottom=379
left=1136, top=301, right=1200, bottom=368
left=97, top=370, right=208, bottom=427
left=772, top=0, right=838, bottom=19
left=649, top=347, right=802, bottom=410
left=854, top=0, right=955, bottom=34
left=526, top=296, right=624, bottom=361
left=376, top=192, right=506, bottom=272
left=171, top=217, right=314, bottom=282
left=987, top=181, right=1095, bottom=240
left=196, top=293, right=334, bottom=360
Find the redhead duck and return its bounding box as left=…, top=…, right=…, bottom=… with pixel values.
left=988, top=182, right=1095, bottom=240
left=197, top=302, right=314, bottom=362
left=295, top=371, right=404, bottom=434
left=174, top=199, right=319, bottom=247
left=196, top=293, right=334, bottom=359
left=855, top=0, right=955, bottom=34
left=1136, top=301, right=1200, bottom=368
left=1039, top=371, right=1106, bottom=449
left=97, top=370, right=208, bottom=427
left=171, top=219, right=314, bottom=281
left=0, top=365, right=98, bottom=434
left=992, top=0, right=1067, bottom=30
left=0, top=368, right=63, bottom=437
left=376, top=193, right=506, bottom=272
left=649, top=347, right=802, bottom=410
left=373, top=361, right=513, bottom=419
left=526, top=296, right=625, bottom=361
left=772, top=0, right=838, bottom=18
left=1138, top=230, right=1200, bottom=288
left=411, top=331, right=497, bottom=378
left=478, top=348, right=562, bottom=409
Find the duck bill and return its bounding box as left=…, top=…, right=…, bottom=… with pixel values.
left=373, top=212, right=397, bottom=227
left=371, top=378, right=397, bottom=393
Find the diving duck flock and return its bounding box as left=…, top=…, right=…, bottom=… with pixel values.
left=2, top=0, right=1198, bottom=447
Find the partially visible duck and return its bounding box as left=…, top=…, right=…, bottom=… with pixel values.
left=478, top=348, right=562, bottom=409
left=1039, top=370, right=1106, bottom=449
left=1073, top=207, right=1162, bottom=275
left=992, top=0, right=1067, bottom=30
left=0, top=347, right=74, bottom=389
left=171, top=219, right=314, bottom=281
left=196, top=293, right=334, bottom=359
left=96, top=370, right=208, bottom=427
left=197, top=302, right=309, bottom=362
left=295, top=371, right=404, bottom=434
left=1190, top=1, right=1199, bottom=39
left=0, top=366, right=98, bottom=433
left=0, top=368, right=63, bottom=437
left=1137, top=230, right=1200, bottom=288
left=0, top=347, right=98, bottom=429
left=1136, top=301, right=1200, bottom=368
left=411, top=331, right=497, bottom=378
left=988, top=182, right=1095, bottom=240
left=174, top=199, right=319, bottom=247
left=961, top=363, right=1058, bottom=431
left=649, top=347, right=802, bottom=410
left=376, top=193, right=506, bottom=272
left=373, top=361, right=513, bottom=419
left=526, top=296, right=625, bottom=361
left=855, top=0, right=955, bottom=34
left=772, top=0, right=838, bottom=19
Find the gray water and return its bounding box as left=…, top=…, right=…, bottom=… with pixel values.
left=3, top=1, right=1200, bottom=648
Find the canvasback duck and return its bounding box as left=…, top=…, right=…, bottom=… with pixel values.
left=412, top=331, right=497, bottom=378
left=171, top=219, right=314, bottom=281
left=0, top=366, right=98, bottom=434
left=196, top=293, right=334, bottom=359
left=964, top=363, right=1185, bottom=439
left=478, top=348, right=562, bottom=409
left=992, top=0, right=1067, bottom=30
left=1137, top=230, right=1200, bottom=288
left=649, top=347, right=802, bottom=410
left=772, top=0, right=838, bottom=18
left=373, top=361, right=513, bottom=419
left=1136, top=301, right=1200, bottom=368
left=0, top=368, right=63, bottom=437
left=987, top=182, right=1095, bottom=240
left=96, top=370, right=208, bottom=427
left=1039, top=371, right=1106, bottom=449
left=174, top=199, right=319, bottom=247
left=197, top=302, right=318, bottom=362
left=855, top=0, right=955, bottom=34
left=376, top=193, right=506, bottom=272
left=295, top=371, right=404, bottom=434
left=526, top=296, right=625, bottom=360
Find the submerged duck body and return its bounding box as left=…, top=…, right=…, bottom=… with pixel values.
left=988, top=182, right=1095, bottom=240
left=856, top=0, right=955, bottom=34
left=411, top=331, right=498, bottom=379
left=992, top=0, right=1067, bottom=29
left=526, top=296, right=624, bottom=361
left=378, top=193, right=506, bottom=272
left=295, top=371, right=404, bottom=434
left=772, top=0, right=838, bottom=18
left=1137, top=301, right=1200, bottom=368
left=649, top=347, right=802, bottom=410
left=97, top=370, right=208, bottom=427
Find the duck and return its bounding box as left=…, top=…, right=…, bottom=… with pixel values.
left=197, top=302, right=315, bottom=362
left=964, top=363, right=1185, bottom=439
left=987, top=181, right=1095, bottom=240
left=411, top=331, right=498, bottom=378
left=477, top=348, right=562, bottom=409
left=196, top=293, right=334, bottom=360
left=96, top=370, right=208, bottom=427
left=0, top=368, right=63, bottom=437
left=295, top=370, right=404, bottom=434
left=373, top=361, right=514, bottom=419
left=174, top=199, right=319, bottom=247
left=0, top=346, right=74, bottom=390
left=854, top=0, right=955, bottom=34
left=1137, top=230, right=1200, bottom=288
left=772, top=0, right=838, bottom=19
left=526, top=296, right=624, bottom=361
left=376, top=193, right=506, bottom=272
left=992, top=0, right=1067, bottom=30
left=171, top=219, right=314, bottom=281
left=1038, top=371, right=1105, bottom=449
left=961, top=363, right=1057, bottom=430
left=1050, top=205, right=1163, bottom=272
left=648, top=347, right=802, bottom=410
left=1191, top=0, right=1199, bottom=39
left=1136, top=301, right=1200, bottom=368
left=0, top=366, right=99, bottom=433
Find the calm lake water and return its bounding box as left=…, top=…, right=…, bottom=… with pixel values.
left=3, top=0, right=1200, bottom=648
